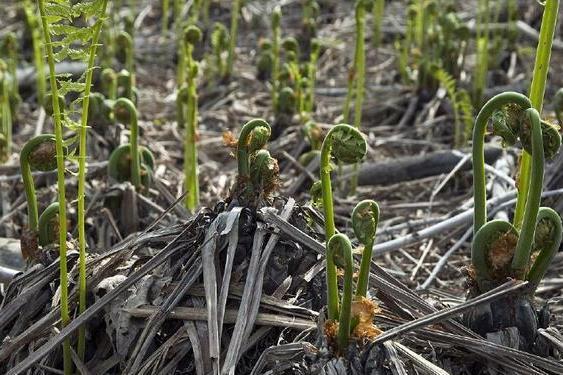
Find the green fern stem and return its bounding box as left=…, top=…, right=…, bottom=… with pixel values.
left=349, top=1, right=367, bottom=195
left=372, top=0, right=385, bottom=48
left=513, top=0, right=559, bottom=230
left=184, top=41, right=200, bottom=211
left=327, top=233, right=354, bottom=351
left=24, top=1, right=46, bottom=106
left=271, top=6, right=281, bottom=112
left=1, top=76, right=12, bottom=162
left=36, top=0, right=71, bottom=373
left=77, top=0, right=109, bottom=361
left=320, top=124, right=366, bottom=320
left=162, top=0, right=170, bottom=35
left=116, top=98, right=141, bottom=188
left=353, top=200, right=380, bottom=298
left=226, top=0, right=241, bottom=79
left=511, top=108, right=544, bottom=279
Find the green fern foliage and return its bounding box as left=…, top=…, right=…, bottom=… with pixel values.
left=42, top=0, right=108, bottom=139
left=433, top=68, right=473, bottom=147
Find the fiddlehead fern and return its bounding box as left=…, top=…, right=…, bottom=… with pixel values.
left=38, top=202, right=60, bottom=246
left=108, top=98, right=154, bottom=190
left=513, top=0, right=560, bottom=231
left=182, top=25, right=202, bottom=212
left=20, top=134, right=58, bottom=235
left=116, top=31, right=135, bottom=85
left=526, top=207, right=562, bottom=290
left=211, top=22, right=229, bottom=79
left=236, top=119, right=272, bottom=181
left=320, top=124, right=366, bottom=319
left=117, top=69, right=136, bottom=103
left=249, top=149, right=279, bottom=197
left=101, top=68, right=117, bottom=100
left=472, top=92, right=532, bottom=234
left=352, top=199, right=380, bottom=298
left=327, top=233, right=354, bottom=352
left=256, top=39, right=273, bottom=81
left=554, top=88, right=563, bottom=126
left=471, top=107, right=548, bottom=290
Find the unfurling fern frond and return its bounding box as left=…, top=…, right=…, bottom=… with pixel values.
left=433, top=68, right=474, bottom=147
left=37, top=0, right=109, bottom=371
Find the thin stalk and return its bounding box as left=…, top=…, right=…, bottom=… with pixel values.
left=349, top=1, right=367, bottom=195
left=162, top=0, right=170, bottom=35
left=77, top=0, right=109, bottom=361
left=36, top=0, right=71, bottom=373
left=372, top=0, right=385, bottom=48
left=226, top=0, right=241, bottom=79
left=327, top=234, right=354, bottom=351
left=271, top=7, right=281, bottom=112
left=513, top=0, right=559, bottom=229
left=1, top=79, right=11, bottom=162
left=184, top=43, right=199, bottom=211
left=321, top=134, right=338, bottom=319
left=24, top=0, right=46, bottom=106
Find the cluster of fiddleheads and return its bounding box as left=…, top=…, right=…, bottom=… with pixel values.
left=465, top=92, right=562, bottom=348
left=397, top=0, right=468, bottom=93
left=209, top=22, right=229, bottom=81
left=231, top=119, right=278, bottom=206
left=318, top=124, right=382, bottom=352
left=471, top=92, right=561, bottom=291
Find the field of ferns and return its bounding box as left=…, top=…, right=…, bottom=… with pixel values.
left=1, top=0, right=563, bottom=374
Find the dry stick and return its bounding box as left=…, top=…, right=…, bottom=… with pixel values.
left=125, top=306, right=315, bottom=330
left=221, top=199, right=295, bottom=375
left=393, top=342, right=449, bottom=375
left=201, top=209, right=243, bottom=374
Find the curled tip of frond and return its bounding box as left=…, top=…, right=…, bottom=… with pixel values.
left=310, top=38, right=321, bottom=54
left=116, top=31, right=133, bottom=47
left=43, top=93, right=66, bottom=116
left=282, top=37, right=299, bottom=54
left=38, top=202, right=59, bottom=246
left=471, top=220, right=518, bottom=292
left=101, top=68, right=116, bottom=82
left=22, top=134, right=59, bottom=172
left=259, top=38, right=272, bottom=50
left=113, top=97, right=136, bottom=124
left=250, top=149, right=279, bottom=196
left=554, top=88, right=563, bottom=111
left=184, top=25, right=202, bottom=45
left=352, top=200, right=379, bottom=245
left=327, top=233, right=353, bottom=268
left=326, top=124, right=367, bottom=164
left=272, top=6, right=282, bottom=28
left=277, top=86, right=296, bottom=115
